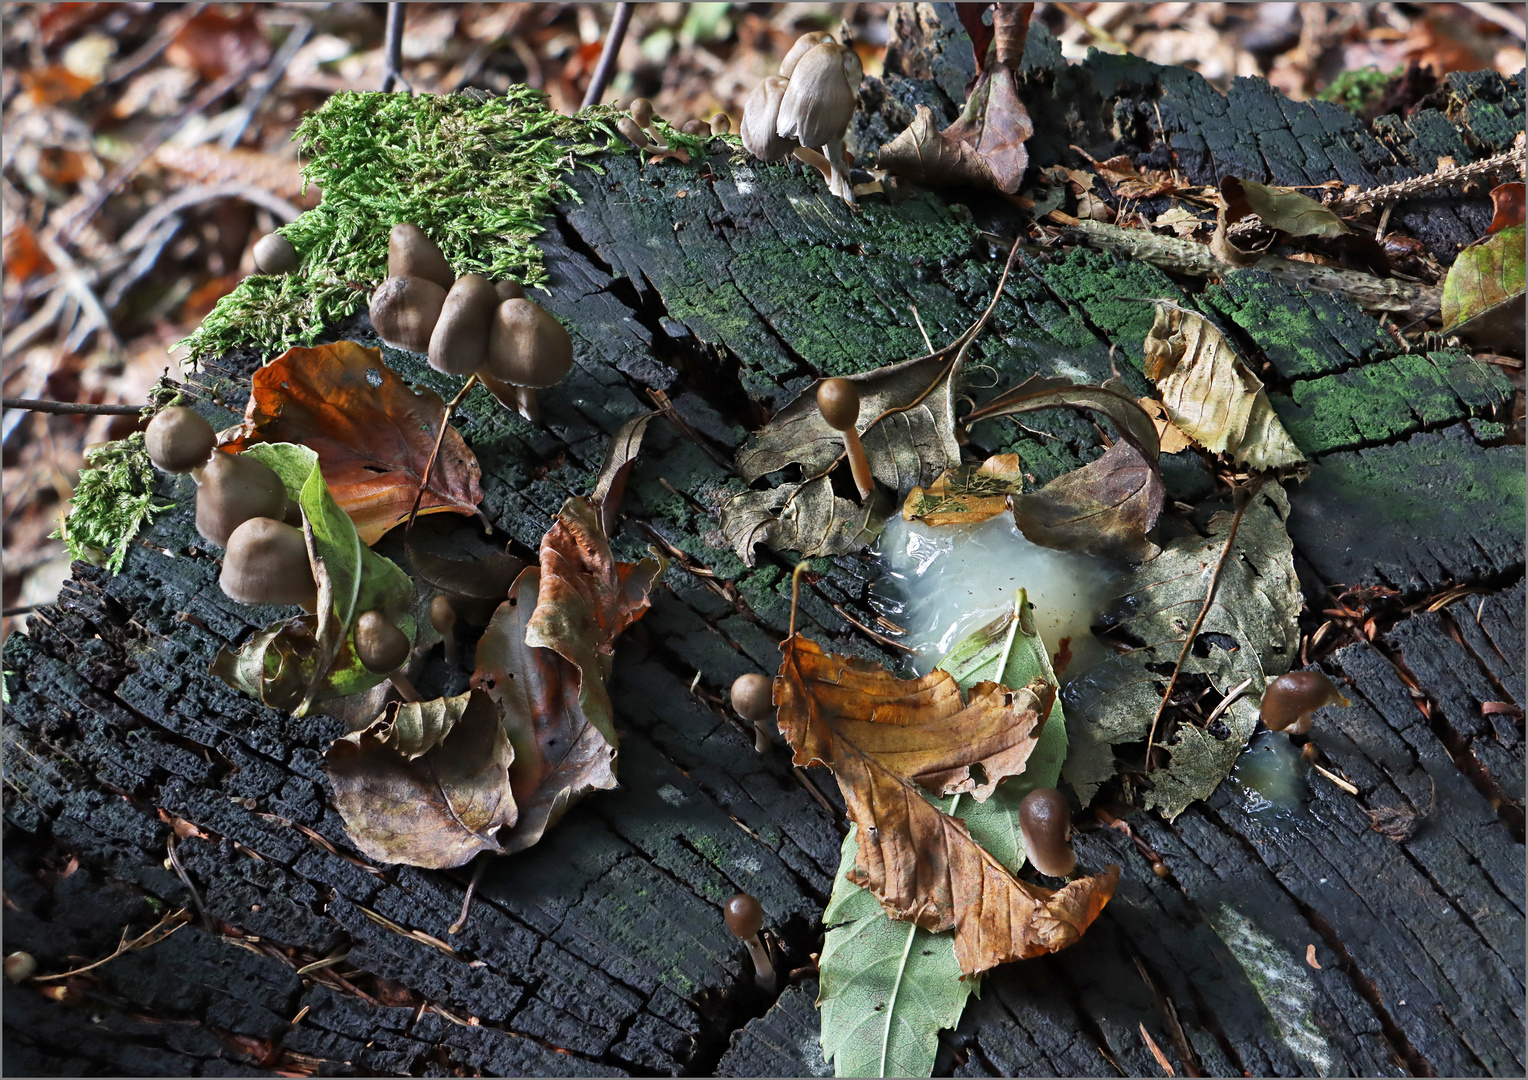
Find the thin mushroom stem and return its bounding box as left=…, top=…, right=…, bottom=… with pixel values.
left=744, top=934, right=776, bottom=991
left=792, top=146, right=835, bottom=186
left=753, top=718, right=771, bottom=753
left=388, top=670, right=422, bottom=703
left=407, top=373, right=479, bottom=532
left=842, top=426, right=874, bottom=500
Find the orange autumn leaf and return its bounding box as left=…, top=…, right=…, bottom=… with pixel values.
left=226, top=341, right=483, bottom=544
left=776, top=633, right=1119, bottom=976
left=21, top=65, right=96, bottom=105
left=902, top=454, right=1025, bottom=527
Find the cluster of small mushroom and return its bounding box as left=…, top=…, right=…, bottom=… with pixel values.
left=740, top=32, right=863, bottom=203
left=142, top=406, right=417, bottom=691
left=616, top=97, right=731, bottom=159
left=369, top=224, right=573, bottom=423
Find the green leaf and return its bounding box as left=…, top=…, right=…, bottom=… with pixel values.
left=1223, top=177, right=1351, bottom=239
left=1062, top=483, right=1301, bottom=819
left=212, top=443, right=415, bottom=714
left=1441, top=224, right=1526, bottom=331
left=817, top=593, right=1068, bottom=1078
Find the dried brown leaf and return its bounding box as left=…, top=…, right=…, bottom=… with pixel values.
left=1010, top=440, right=1164, bottom=561
left=902, top=454, right=1025, bottom=526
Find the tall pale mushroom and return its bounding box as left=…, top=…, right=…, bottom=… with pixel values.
left=775, top=41, right=863, bottom=202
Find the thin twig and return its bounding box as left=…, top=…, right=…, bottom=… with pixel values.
left=166, top=835, right=213, bottom=932
left=1144, top=479, right=1266, bottom=767
left=2, top=398, right=145, bottom=416
left=1329, top=142, right=1525, bottom=212
left=32, top=909, right=190, bottom=981
left=1310, top=761, right=1360, bottom=795
left=381, top=3, right=408, bottom=93
left=449, top=858, right=488, bottom=935
left=833, top=603, right=916, bottom=654
left=581, top=3, right=634, bottom=110
left=406, top=374, right=478, bottom=532
left=221, top=19, right=312, bottom=148
left=909, top=304, right=933, bottom=352
left=1202, top=675, right=1256, bottom=730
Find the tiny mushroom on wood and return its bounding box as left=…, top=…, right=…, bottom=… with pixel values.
left=428, top=274, right=499, bottom=376
left=730, top=672, right=775, bottom=752
left=145, top=406, right=215, bottom=473
left=355, top=610, right=420, bottom=702
left=387, top=223, right=454, bottom=290
left=4, top=951, right=36, bottom=982
left=723, top=892, right=776, bottom=991
left=370, top=274, right=448, bottom=353
left=1018, top=787, right=1076, bottom=879
left=680, top=118, right=710, bottom=136
left=1260, top=671, right=1350, bottom=735
left=252, top=233, right=299, bottom=275
left=816, top=378, right=874, bottom=500
left=484, top=297, right=574, bottom=424
left=219, top=517, right=318, bottom=612
left=710, top=112, right=731, bottom=136
left=193, top=451, right=288, bottom=548
left=430, top=594, right=457, bottom=664
left=739, top=76, right=795, bottom=163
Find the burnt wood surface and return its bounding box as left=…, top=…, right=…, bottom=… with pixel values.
left=4, top=6, right=1524, bottom=1077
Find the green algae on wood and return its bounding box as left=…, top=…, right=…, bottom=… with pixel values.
left=178, top=87, right=629, bottom=364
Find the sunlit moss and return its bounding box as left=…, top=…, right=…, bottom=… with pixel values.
left=52, top=432, right=172, bottom=573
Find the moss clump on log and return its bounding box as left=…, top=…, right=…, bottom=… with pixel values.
left=51, top=432, right=171, bottom=573
left=177, top=87, right=632, bottom=364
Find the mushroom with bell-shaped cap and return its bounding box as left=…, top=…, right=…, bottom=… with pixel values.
left=387, top=224, right=454, bottom=290
left=193, top=451, right=288, bottom=548
left=816, top=378, right=874, bottom=500
left=723, top=892, right=776, bottom=990
left=428, top=274, right=499, bottom=376
left=775, top=41, right=863, bottom=202
left=710, top=112, right=730, bottom=135
left=484, top=297, right=574, bottom=424
left=355, top=610, right=421, bottom=702
left=4, top=951, right=36, bottom=983
left=430, top=594, right=458, bottom=665
left=495, top=279, right=526, bottom=302
left=617, top=115, right=652, bottom=150
left=680, top=118, right=710, bottom=136
left=145, top=406, right=215, bottom=473
left=739, top=76, right=794, bottom=163
left=370, top=275, right=448, bottom=353
left=252, top=233, right=299, bottom=276
left=1018, top=787, right=1076, bottom=879
left=731, top=673, right=775, bottom=753
left=779, top=30, right=835, bottom=77
left=1260, top=671, right=1349, bottom=735
left=219, top=517, right=317, bottom=611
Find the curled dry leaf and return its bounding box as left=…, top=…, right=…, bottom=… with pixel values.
left=226, top=341, right=483, bottom=544
left=365, top=694, right=477, bottom=759
left=902, top=454, right=1024, bottom=527
left=1487, top=182, right=1525, bottom=235
left=777, top=633, right=1117, bottom=976
left=1063, top=484, right=1301, bottom=819
left=589, top=412, right=654, bottom=535
left=327, top=689, right=517, bottom=869
left=525, top=498, right=664, bottom=748
left=1142, top=302, right=1304, bottom=471
left=721, top=477, right=889, bottom=566
left=472, top=567, right=618, bottom=854
left=1137, top=397, right=1195, bottom=455
left=1440, top=224, right=1525, bottom=351
left=1211, top=175, right=1349, bottom=266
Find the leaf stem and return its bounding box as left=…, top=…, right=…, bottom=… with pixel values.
left=407, top=373, right=479, bottom=533
left=1143, top=478, right=1265, bottom=768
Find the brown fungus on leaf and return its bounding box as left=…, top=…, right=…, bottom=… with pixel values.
left=219, top=517, right=317, bottom=611
left=1018, top=787, right=1076, bottom=879
left=731, top=672, right=775, bottom=753
left=1260, top=671, right=1350, bottom=734
left=723, top=892, right=776, bottom=990
left=816, top=378, right=874, bottom=501
left=355, top=610, right=421, bottom=702
left=430, top=594, right=458, bottom=664
left=370, top=275, right=448, bottom=354
left=387, top=223, right=454, bottom=290
left=776, top=41, right=862, bottom=202
left=428, top=274, right=499, bottom=376
left=193, top=450, right=288, bottom=548
left=739, top=76, right=794, bottom=163
left=252, top=233, right=299, bottom=276
left=484, top=297, right=574, bottom=424
left=145, top=406, right=215, bottom=473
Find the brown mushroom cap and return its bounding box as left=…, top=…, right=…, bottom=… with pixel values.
left=1018, top=787, right=1076, bottom=878
left=681, top=118, right=709, bottom=136
left=355, top=610, right=410, bottom=673
left=779, top=30, right=835, bottom=78
left=710, top=113, right=731, bottom=136
left=731, top=673, right=774, bottom=721
left=3, top=951, right=36, bottom=983
left=194, top=451, right=288, bottom=548
left=252, top=233, right=299, bottom=275
left=430, top=595, right=457, bottom=634
left=724, top=892, right=764, bottom=940
left=630, top=97, right=655, bottom=129
left=1260, top=671, right=1349, bottom=734
left=370, top=275, right=448, bottom=353
left=816, top=378, right=861, bottom=432
left=387, top=224, right=454, bottom=290
left=494, top=279, right=526, bottom=302
left=219, top=517, right=317, bottom=609
left=428, top=274, right=499, bottom=376
left=617, top=116, right=651, bottom=149
left=145, top=406, right=215, bottom=473
left=739, top=76, right=794, bottom=162
left=485, top=298, right=574, bottom=388
left=776, top=42, right=861, bottom=150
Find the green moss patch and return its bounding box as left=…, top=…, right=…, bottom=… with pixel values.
left=52, top=432, right=172, bottom=573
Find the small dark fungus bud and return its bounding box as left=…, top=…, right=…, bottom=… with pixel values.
left=630, top=97, right=655, bottom=130
left=145, top=406, right=215, bottom=473
left=219, top=517, right=317, bottom=611
left=1261, top=671, right=1349, bottom=734
left=681, top=118, right=709, bottom=136
left=1018, top=787, right=1076, bottom=879
left=731, top=673, right=775, bottom=752
left=252, top=233, right=299, bottom=275
left=430, top=594, right=458, bottom=660
left=1152, top=861, right=1170, bottom=878
left=817, top=378, right=874, bottom=501
left=4, top=951, right=36, bottom=982
left=355, top=610, right=410, bottom=674
left=710, top=112, right=731, bottom=135
left=724, top=892, right=776, bottom=990
left=193, top=451, right=288, bottom=548
left=429, top=274, right=499, bottom=376
left=387, top=223, right=454, bottom=290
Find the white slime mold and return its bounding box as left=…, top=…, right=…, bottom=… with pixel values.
left=869, top=513, right=1121, bottom=677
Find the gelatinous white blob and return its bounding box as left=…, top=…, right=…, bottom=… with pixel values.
left=868, top=513, right=1121, bottom=677
left=1228, top=729, right=1310, bottom=820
